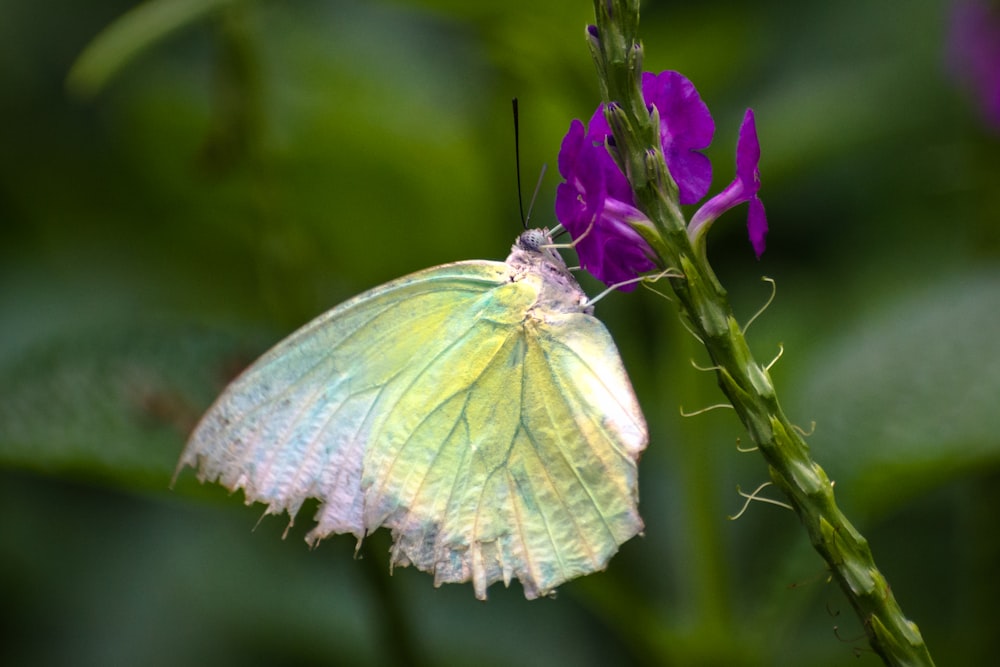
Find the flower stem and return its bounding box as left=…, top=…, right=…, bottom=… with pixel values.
left=587, top=2, right=936, bottom=665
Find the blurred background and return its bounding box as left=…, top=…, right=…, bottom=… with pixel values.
left=2, top=0, right=999, bottom=664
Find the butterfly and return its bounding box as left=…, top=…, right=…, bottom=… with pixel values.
left=176, top=228, right=647, bottom=599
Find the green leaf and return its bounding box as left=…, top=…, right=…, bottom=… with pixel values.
left=790, top=269, right=1000, bottom=515
left=0, top=321, right=264, bottom=490
left=66, top=0, right=243, bottom=98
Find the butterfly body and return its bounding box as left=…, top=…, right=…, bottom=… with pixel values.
left=178, top=230, right=647, bottom=599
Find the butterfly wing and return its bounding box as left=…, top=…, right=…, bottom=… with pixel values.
left=178, top=259, right=647, bottom=599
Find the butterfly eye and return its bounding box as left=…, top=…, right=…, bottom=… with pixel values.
left=518, top=228, right=547, bottom=252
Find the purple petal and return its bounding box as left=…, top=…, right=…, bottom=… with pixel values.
left=555, top=120, right=603, bottom=237
left=590, top=230, right=657, bottom=289
left=735, top=108, right=761, bottom=188
left=554, top=119, right=656, bottom=289
left=557, top=119, right=586, bottom=180
left=585, top=104, right=611, bottom=143
left=689, top=108, right=767, bottom=255
left=641, top=71, right=715, bottom=204
left=555, top=119, right=609, bottom=245
left=747, top=196, right=767, bottom=258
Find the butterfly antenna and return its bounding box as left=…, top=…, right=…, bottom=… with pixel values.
left=512, top=98, right=527, bottom=228
left=525, top=164, right=547, bottom=227
left=512, top=98, right=548, bottom=229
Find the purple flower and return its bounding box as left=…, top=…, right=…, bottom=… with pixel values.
left=949, top=0, right=1000, bottom=130
left=555, top=119, right=656, bottom=289
left=555, top=71, right=714, bottom=288
left=689, top=109, right=767, bottom=257
left=555, top=70, right=768, bottom=287
left=587, top=71, right=715, bottom=205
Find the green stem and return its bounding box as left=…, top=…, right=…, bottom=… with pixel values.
left=587, top=2, right=935, bottom=665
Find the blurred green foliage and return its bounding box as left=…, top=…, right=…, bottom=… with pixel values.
left=2, top=0, right=999, bottom=665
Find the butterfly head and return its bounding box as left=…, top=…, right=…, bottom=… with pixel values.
left=508, top=228, right=592, bottom=315
left=512, top=228, right=566, bottom=270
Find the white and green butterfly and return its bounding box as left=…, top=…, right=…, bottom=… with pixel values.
left=176, top=229, right=647, bottom=599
